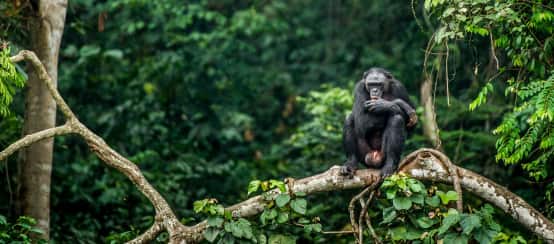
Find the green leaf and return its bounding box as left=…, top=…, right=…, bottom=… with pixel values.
left=290, top=199, right=307, bottom=215
left=414, top=216, right=438, bottom=229
left=389, top=226, right=423, bottom=241
left=257, top=233, right=267, bottom=244
left=275, top=194, right=291, bottom=208
left=0, top=215, right=6, bottom=225
left=437, top=190, right=458, bottom=205
left=208, top=216, right=224, bottom=228
left=425, top=195, right=440, bottom=207
left=268, top=234, right=296, bottom=244
left=103, top=49, right=123, bottom=59
left=381, top=207, right=397, bottom=224
left=393, top=197, right=412, bottom=210
left=224, top=210, right=233, bottom=220
left=386, top=188, right=397, bottom=199
left=204, top=227, right=221, bottom=243
left=438, top=208, right=461, bottom=235
left=410, top=193, right=425, bottom=205
left=442, top=233, right=469, bottom=244
left=236, top=218, right=254, bottom=240
left=277, top=211, right=289, bottom=224
left=269, top=180, right=286, bottom=192
left=474, top=228, right=498, bottom=244
left=225, top=221, right=246, bottom=239
left=408, top=179, right=424, bottom=193
left=295, top=191, right=306, bottom=197
left=218, top=233, right=235, bottom=244
left=460, top=214, right=481, bottom=235
left=194, top=199, right=208, bottom=213
left=261, top=208, right=278, bottom=225
left=297, top=217, right=310, bottom=224
left=248, top=180, right=261, bottom=196
left=304, top=223, right=322, bottom=233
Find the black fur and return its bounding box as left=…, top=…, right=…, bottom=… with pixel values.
left=340, top=67, right=417, bottom=177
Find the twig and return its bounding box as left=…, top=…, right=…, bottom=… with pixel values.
left=349, top=186, right=372, bottom=243
left=322, top=230, right=356, bottom=235
left=488, top=30, right=500, bottom=71
left=361, top=191, right=381, bottom=244
left=445, top=41, right=450, bottom=106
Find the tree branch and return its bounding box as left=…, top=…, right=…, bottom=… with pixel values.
left=186, top=149, right=554, bottom=242
left=0, top=124, right=73, bottom=162
left=9, top=50, right=188, bottom=243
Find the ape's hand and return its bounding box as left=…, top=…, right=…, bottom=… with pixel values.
left=339, top=165, right=355, bottom=178
left=364, top=99, right=395, bottom=113
left=407, top=112, right=418, bottom=127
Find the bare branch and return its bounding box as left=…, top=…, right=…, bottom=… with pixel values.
left=127, top=222, right=164, bottom=244
left=9, top=50, right=188, bottom=243
left=0, top=124, right=73, bottom=162
left=10, top=50, right=75, bottom=119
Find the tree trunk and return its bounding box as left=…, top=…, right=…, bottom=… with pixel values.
left=16, top=0, right=67, bottom=240
left=420, top=76, right=442, bottom=150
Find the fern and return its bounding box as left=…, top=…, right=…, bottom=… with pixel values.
left=494, top=73, right=554, bottom=180
left=0, top=45, right=25, bottom=117
left=469, top=83, right=493, bottom=111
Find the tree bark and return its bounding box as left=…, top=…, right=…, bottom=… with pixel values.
left=16, top=0, right=67, bottom=240
left=420, top=76, right=442, bottom=150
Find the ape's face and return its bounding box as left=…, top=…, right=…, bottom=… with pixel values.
left=363, top=69, right=390, bottom=100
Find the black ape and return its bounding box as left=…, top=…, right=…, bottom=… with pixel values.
left=340, top=67, right=417, bottom=177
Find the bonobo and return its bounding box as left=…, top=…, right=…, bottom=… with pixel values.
left=340, top=67, right=417, bottom=177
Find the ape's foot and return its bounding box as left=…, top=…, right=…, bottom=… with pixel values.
left=379, top=164, right=397, bottom=178
left=339, top=165, right=356, bottom=178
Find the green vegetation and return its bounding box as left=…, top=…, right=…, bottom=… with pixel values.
left=0, top=0, right=553, bottom=243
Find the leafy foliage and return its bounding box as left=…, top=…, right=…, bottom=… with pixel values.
left=192, top=179, right=320, bottom=243
left=0, top=0, right=546, bottom=242
left=0, top=215, right=46, bottom=244
left=375, top=174, right=518, bottom=243
left=0, top=45, right=25, bottom=117
left=426, top=0, right=554, bottom=182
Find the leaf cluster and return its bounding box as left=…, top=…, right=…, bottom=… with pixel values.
left=0, top=215, right=46, bottom=244
left=0, top=46, right=25, bottom=117
left=375, top=174, right=516, bottom=243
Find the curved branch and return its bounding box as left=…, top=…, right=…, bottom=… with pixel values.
left=10, top=50, right=75, bottom=119
left=128, top=222, right=163, bottom=244
left=0, top=124, right=74, bottom=161
left=9, top=50, right=187, bottom=243
left=400, top=149, right=554, bottom=242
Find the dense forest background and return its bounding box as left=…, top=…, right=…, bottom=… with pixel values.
left=1, top=0, right=553, bottom=243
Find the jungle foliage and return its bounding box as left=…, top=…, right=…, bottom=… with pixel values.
left=0, top=0, right=553, bottom=243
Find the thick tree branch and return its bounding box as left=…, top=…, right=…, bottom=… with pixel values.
left=187, top=149, right=554, bottom=242
left=9, top=50, right=188, bottom=243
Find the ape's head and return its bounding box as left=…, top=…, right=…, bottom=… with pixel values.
left=362, top=67, right=393, bottom=100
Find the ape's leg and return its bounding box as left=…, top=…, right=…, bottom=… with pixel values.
left=340, top=114, right=359, bottom=176
left=380, top=114, right=406, bottom=177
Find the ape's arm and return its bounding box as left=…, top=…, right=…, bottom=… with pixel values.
left=391, top=99, right=418, bottom=127
left=363, top=98, right=417, bottom=127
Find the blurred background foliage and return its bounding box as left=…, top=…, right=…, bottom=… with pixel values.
left=0, top=0, right=551, bottom=242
